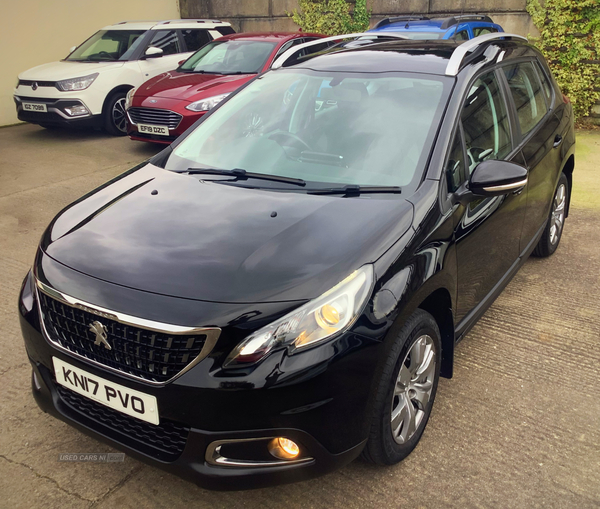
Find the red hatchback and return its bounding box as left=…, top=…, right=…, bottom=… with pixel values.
left=126, top=32, right=324, bottom=144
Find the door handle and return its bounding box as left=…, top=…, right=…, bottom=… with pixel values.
left=553, top=134, right=563, bottom=148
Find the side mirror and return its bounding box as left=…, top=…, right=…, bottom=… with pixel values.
left=69, top=46, right=77, bottom=54
left=468, top=159, right=528, bottom=197
left=178, top=59, right=186, bottom=66
left=145, top=46, right=164, bottom=59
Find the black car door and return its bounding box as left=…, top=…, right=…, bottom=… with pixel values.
left=501, top=60, right=562, bottom=251
left=449, top=69, right=529, bottom=325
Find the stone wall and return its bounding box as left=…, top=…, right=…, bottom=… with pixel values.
left=179, top=0, right=538, bottom=37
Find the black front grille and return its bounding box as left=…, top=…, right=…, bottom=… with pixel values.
left=128, top=107, right=182, bottom=129
left=57, top=385, right=188, bottom=462
left=39, top=293, right=207, bottom=383
left=19, top=79, right=57, bottom=88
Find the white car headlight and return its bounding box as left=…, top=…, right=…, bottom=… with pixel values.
left=125, top=87, right=136, bottom=110
left=56, top=73, right=98, bottom=92
left=225, top=265, right=374, bottom=367
left=185, top=93, right=230, bottom=112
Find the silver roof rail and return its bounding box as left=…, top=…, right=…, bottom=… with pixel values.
left=271, top=32, right=409, bottom=70
left=157, top=19, right=224, bottom=24
left=445, top=33, right=528, bottom=76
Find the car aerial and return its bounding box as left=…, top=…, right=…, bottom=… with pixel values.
left=125, top=32, right=326, bottom=144
left=13, top=19, right=235, bottom=136
left=368, top=14, right=504, bottom=40
left=19, top=32, right=575, bottom=490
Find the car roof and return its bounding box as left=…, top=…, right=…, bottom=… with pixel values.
left=289, top=37, right=531, bottom=76
left=217, top=32, right=323, bottom=43
left=293, top=40, right=460, bottom=75
left=370, top=15, right=498, bottom=33
left=102, top=19, right=231, bottom=31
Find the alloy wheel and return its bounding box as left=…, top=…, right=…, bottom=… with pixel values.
left=112, top=98, right=128, bottom=133
left=550, top=183, right=566, bottom=245
left=391, top=335, right=436, bottom=445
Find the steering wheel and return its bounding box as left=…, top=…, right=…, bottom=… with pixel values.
left=268, top=131, right=312, bottom=151
left=97, top=51, right=113, bottom=59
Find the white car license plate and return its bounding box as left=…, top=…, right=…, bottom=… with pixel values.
left=138, top=123, right=169, bottom=136
left=53, top=357, right=159, bottom=425
left=23, top=102, right=47, bottom=112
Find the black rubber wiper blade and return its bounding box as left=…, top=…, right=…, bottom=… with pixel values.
left=307, top=185, right=402, bottom=195
left=186, top=167, right=306, bottom=187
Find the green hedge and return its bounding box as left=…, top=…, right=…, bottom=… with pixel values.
left=527, top=0, right=600, bottom=120
left=288, top=0, right=371, bottom=36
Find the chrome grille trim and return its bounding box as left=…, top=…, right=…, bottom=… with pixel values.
left=35, top=278, right=221, bottom=386
left=127, top=107, right=182, bottom=129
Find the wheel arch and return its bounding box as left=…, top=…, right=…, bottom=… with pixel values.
left=417, top=288, right=454, bottom=379
left=561, top=154, right=575, bottom=218
left=101, top=84, right=135, bottom=117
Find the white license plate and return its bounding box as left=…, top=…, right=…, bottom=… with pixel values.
left=23, top=102, right=47, bottom=112
left=53, top=357, right=159, bottom=425
left=138, top=123, right=169, bottom=136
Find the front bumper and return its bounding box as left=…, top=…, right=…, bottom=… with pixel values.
left=126, top=99, right=205, bottom=144
left=14, top=95, right=102, bottom=128
left=19, top=265, right=380, bottom=489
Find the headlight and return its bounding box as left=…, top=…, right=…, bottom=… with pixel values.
left=185, top=93, right=230, bottom=112
left=56, top=73, right=98, bottom=91
left=125, top=87, right=136, bottom=110
left=225, top=265, right=374, bottom=367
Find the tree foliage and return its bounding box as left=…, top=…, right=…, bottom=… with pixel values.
left=289, top=0, right=371, bottom=36
left=527, top=0, right=600, bottom=120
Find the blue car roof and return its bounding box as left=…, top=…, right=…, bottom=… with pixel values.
left=369, top=16, right=502, bottom=35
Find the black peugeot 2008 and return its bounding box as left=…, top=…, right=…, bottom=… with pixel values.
left=19, top=33, right=575, bottom=489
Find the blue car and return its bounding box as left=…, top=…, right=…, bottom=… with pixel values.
left=368, top=14, right=504, bottom=41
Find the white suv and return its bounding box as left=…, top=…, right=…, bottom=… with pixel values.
left=14, top=19, right=234, bottom=135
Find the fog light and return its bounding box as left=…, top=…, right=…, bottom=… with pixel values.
left=268, top=437, right=300, bottom=460
left=63, top=105, right=89, bottom=117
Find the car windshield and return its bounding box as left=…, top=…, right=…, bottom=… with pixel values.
left=66, top=30, right=146, bottom=62
left=164, top=69, right=451, bottom=191
left=179, top=40, right=277, bottom=74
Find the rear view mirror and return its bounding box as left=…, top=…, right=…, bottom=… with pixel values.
left=145, top=46, right=164, bottom=59
left=469, top=160, right=528, bottom=197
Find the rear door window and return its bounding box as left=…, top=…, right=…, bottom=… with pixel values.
left=180, top=29, right=212, bottom=52
left=215, top=26, right=236, bottom=36
left=148, top=30, right=181, bottom=55
left=473, top=27, right=498, bottom=37
left=503, top=62, right=549, bottom=137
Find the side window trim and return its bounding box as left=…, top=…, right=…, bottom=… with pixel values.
left=176, top=30, right=187, bottom=53
left=493, top=67, right=519, bottom=150
left=531, top=59, right=554, bottom=109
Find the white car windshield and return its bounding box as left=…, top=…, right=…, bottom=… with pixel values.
left=179, top=40, right=277, bottom=75
left=66, top=30, right=146, bottom=62
left=165, top=69, right=451, bottom=190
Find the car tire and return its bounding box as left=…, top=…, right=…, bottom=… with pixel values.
left=361, top=309, right=441, bottom=465
left=532, top=172, right=569, bottom=258
left=104, top=92, right=128, bottom=136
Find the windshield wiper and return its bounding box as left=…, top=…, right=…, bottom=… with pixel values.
left=186, top=167, right=306, bottom=187
left=307, top=185, right=402, bottom=195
